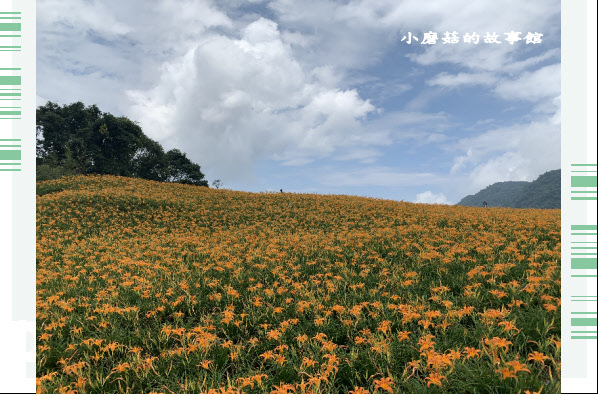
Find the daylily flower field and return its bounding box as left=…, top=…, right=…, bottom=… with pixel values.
left=36, top=175, right=561, bottom=393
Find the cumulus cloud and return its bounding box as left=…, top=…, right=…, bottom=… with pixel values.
left=36, top=0, right=561, bottom=198
left=415, top=191, right=451, bottom=205
left=36, top=0, right=233, bottom=114
left=128, top=18, right=376, bottom=181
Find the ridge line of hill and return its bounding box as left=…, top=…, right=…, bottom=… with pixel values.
left=457, top=169, right=561, bottom=209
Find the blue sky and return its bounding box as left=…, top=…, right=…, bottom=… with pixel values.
left=36, top=0, right=561, bottom=204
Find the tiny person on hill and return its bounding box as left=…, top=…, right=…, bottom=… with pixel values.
left=483, top=201, right=488, bottom=208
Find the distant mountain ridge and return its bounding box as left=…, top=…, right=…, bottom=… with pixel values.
left=457, top=169, right=561, bottom=209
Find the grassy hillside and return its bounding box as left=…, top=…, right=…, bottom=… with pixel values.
left=36, top=175, right=561, bottom=393
left=457, top=170, right=561, bottom=209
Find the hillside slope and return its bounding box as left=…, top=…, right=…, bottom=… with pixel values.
left=36, top=175, right=561, bottom=393
left=510, top=169, right=561, bottom=209
left=457, top=169, right=560, bottom=209
left=457, top=181, right=528, bottom=208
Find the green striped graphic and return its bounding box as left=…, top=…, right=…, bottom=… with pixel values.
left=572, top=225, right=598, bottom=230
left=0, top=22, right=20, bottom=31
left=571, top=164, right=598, bottom=200
left=0, top=15, right=21, bottom=37
left=0, top=70, right=20, bottom=105
left=571, top=258, right=597, bottom=270
left=0, top=137, right=22, bottom=169
left=0, top=76, right=21, bottom=85
left=570, top=227, right=597, bottom=277
left=572, top=176, right=598, bottom=187
left=571, top=309, right=597, bottom=339
left=0, top=106, right=21, bottom=119
left=0, top=150, right=21, bottom=160
left=572, top=318, right=597, bottom=326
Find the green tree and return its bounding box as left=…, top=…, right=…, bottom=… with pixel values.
left=86, top=114, right=144, bottom=176
left=166, top=149, right=208, bottom=186
left=132, top=136, right=170, bottom=182
left=36, top=101, right=102, bottom=172
left=37, top=101, right=209, bottom=185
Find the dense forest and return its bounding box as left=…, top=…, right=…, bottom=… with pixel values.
left=457, top=169, right=561, bottom=209
left=36, top=101, right=209, bottom=186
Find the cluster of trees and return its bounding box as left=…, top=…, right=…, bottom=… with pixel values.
left=507, top=169, right=561, bottom=209
left=457, top=181, right=528, bottom=207
left=36, top=102, right=208, bottom=186
left=457, top=169, right=561, bottom=209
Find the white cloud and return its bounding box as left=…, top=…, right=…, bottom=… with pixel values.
left=37, top=0, right=132, bottom=37
left=36, top=0, right=234, bottom=114
left=501, top=48, right=560, bottom=74
left=415, top=191, right=451, bottom=205
left=318, top=167, right=444, bottom=188
left=268, top=0, right=559, bottom=74
left=333, top=148, right=383, bottom=164
left=399, top=0, right=560, bottom=72
left=127, top=18, right=377, bottom=181
left=267, top=0, right=399, bottom=69
left=426, top=61, right=560, bottom=118
left=36, top=0, right=561, bottom=198
left=494, top=63, right=560, bottom=104
left=427, top=72, right=497, bottom=88
left=363, top=111, right=453, bottom=142
left=449, top=119, right=560, bottom=193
